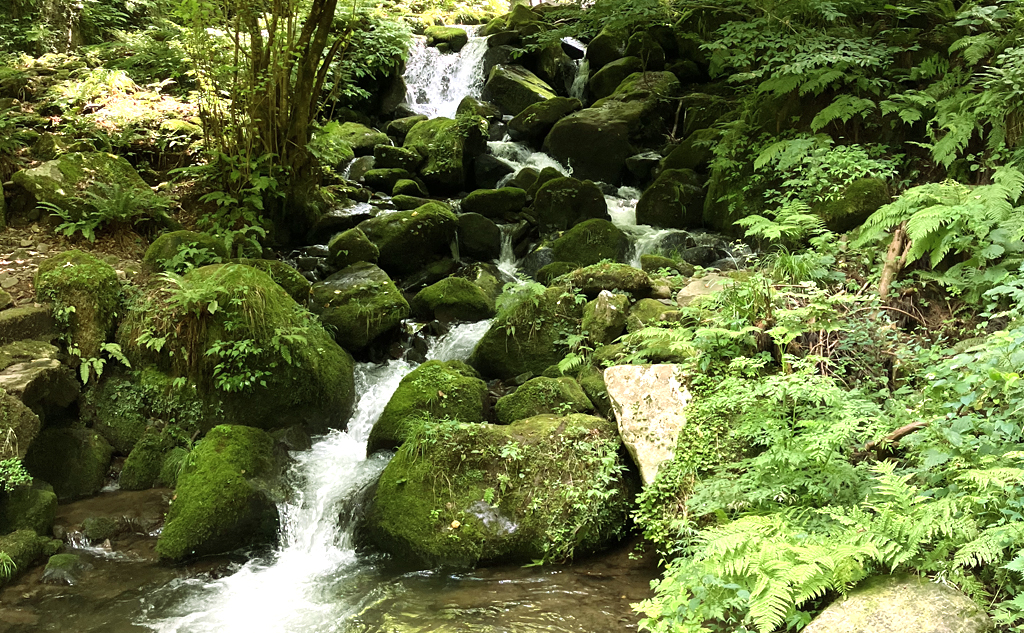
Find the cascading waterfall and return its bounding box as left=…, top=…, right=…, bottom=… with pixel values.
left=403, top=27, right=489, bottom=119
left=140, top=324, right=490, bottom=632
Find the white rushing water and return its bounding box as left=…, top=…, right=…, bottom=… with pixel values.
left=404, top=27, right=489, bottom=119
left=141, top=323, right=490, bottom=633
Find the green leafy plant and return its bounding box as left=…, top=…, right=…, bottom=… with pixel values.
left=41, top=181, right=172, bottom=242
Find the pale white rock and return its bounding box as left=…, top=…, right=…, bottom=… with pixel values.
left=676, top=272, right=730, bottom=307
left=604, top=364, right=690, bottom=486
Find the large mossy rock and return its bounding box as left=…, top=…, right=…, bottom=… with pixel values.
left=568, top=263, right=653, bottom=298
left=118, top=264, right=355, bottom=432
left=231, top=258, right=312, bottom=305
left=588, top=57, right=644, bottom=99
left=584, top=25, right=627, bottom=71
left=404, top=117, right=487, bottom=193
left=156, top=424, right=282, bottom=562
left=366, top=360, right=487, bottom=454
left=482, top=65, right=557, bottom=116
left=327, top=227, right=380, bottom=270
left=335, top=122, right=390, bottom=156
left=425, top=26, right=469, bottom=53
left=543, top=72, right=681, bottom=184
left=803, top=574, right=992, bottom=633
left=411, top=277, right=495, bottom=323
left=460, top=187, right=527, bottom=219
left=494, top=376, right=593, bottom=424
left=0, top=530, right=56, bottom=585
left=78, top=373, right=147, bottom=455
left=309, top=262, right=410, bottom=352
left=35, top=250, right=120, bottom=358
left=364, top=413, right=638, bottom=568
left=143, top=230, right=228, bottom=273
left=550, top=218, right=628, bottom=266
left=813, top=177, right=890, bottom=233
left=457, top=212, right=502, bottom=261
left=635, top=168, right=704, bottom=229
left=22, top=427, right=113, bottom=502
left=0, top=388, right=41, bottom=459
left=583, top=290, right=630, bottom=346
left=531, top=177, right=609, bottom=232
left=508, top=97, right=582, bottom=144
left=0, top=483, right=57, bottom=536
left=469, top=285, right=585, bottom=380
left=357, top=202, right=459, bottom=277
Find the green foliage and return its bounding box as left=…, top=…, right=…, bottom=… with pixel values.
left=494, top=280, right=548, bottom=339
left=41, top=181, right=171, bottom=242
left=0, top=457, right=31, bottom=493
left=73, top=342, right=131, bottom=384
left=0, top=551, right=15, bottom=581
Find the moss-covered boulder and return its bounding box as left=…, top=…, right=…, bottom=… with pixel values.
left=482, top=65, right=558, bottom=116
left=411, top=277, right=496, bottom=323
left=118, top=264, right=355, bottom=432
left=309, top=262, right=409, bottom=352
left=42, top=553, right=88, bottom=585
left=661, top=128, right=716, bottom=173
left=22, top=428, right=113, bottom=502
left=583, top=290, right=630, bottom=346
left=385, top=115, right=429, bottom=141
left=584, top=25, right=627, bottom=71
left=159, top=447, right=188, bottom=488
left=78, top=374, right=147, bottom=455
left=366, top=360, right=488, bottom=454
left=508, top=97, right=582, bottom=144
left=373, top=145, right=423, bottom=172
left=393, top=178, right=428, bottom=197
left=156, top=424, right=282, bottom=561
left=231, top=258, right=311, bottom=305
left=35, top=250, right=120, bottom=359
left=457, top=212, right=502, bottom=261
left=119, top=426, right=181, bottom=490
left=0, top=483, right=57, bottom=536
left=453, top=262, right=505, bottom=304
left=627, top=297, right=680, bottom=332
left=404, top=116, right=487, bottom=193
left=425, top=26, right=469, bottom=53
left=567, top=263, right=653, bottom=299
left=0, top=530, right=54, bottom=584
left=577, top=365, right=613, bottom=418
left=460, top=187, right=528, bottom=219
left=457, top=96, right=502, bottom=122
left=536, top=261, right=578, bottom=285
left=494, top=376, right=593, bottom=424
left=364, top=413, right=638, bottom=567
left=335, top=122, right=390, bottom=156
left=635, top=168, right=704, bottom=229
left=550, top=218, right=628, bottom=266
left=357, top=202, right=459, bottom=277
left=362, top=168, right=413, bottom=193
left=0, top=388, right=41, bottom=460
left=625, top=32, right=666, bottom=70
left=327, top=227, right=380, bottom=270
left=813, top=177, right=890, bottom=233
left=469, top=285, right=585, bottom=379
left=640, top=254, right=695, bottom=277
left=142, top=230, right=228, bottom=273
left=589, top=57, right=644, bottom=99
left=532, top=177, right=610, bottom=232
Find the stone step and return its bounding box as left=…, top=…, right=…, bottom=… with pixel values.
left=0, top=305, right=56, bottom=345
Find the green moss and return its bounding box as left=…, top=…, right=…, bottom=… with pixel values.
left=425, top=26, right=469, bottom=52
left=535, top=261, right=577, bottom=285
left=567, top=262, right=653, bottom=298
left=81, top=516, right=119, bottom=541
left=11, top=151, right=151, bottom=219
left=373, top=145, right=423, bottom=172
left=142, top=231, right=227, bottom=273
left=0, top=529, right=50, bottom=584
left=469, top=285, right=585, bottom=380
left=365, top=413, right=638, bottom=568
left=640, top=254, right=695, bottom=277
left=494, top=376, right=593, bottom=424
left=460, top=187, right=528, bottom=218
left=635, top=168, right=704, bottom=229
left=327, top=227, right=380, bottom=270
left=362, top=168, right=412, bottom=193
left=577, top=365, right=613, bottom=418
left=156, top=424, right=280, bottom=561
left=550, top=219, right=627, bottom=266
left=309, top=262, right=409, bottom=351
left=627, top=298, right=681, bottom=333
left=0, top=388, right=40, bottom=460
left=532, top=177, right=609, bottom=232
left=79, top=374, right=148, bottom=454
left=411, top=277, right=495, bottom=322
left=582, top=291, right=630, bottom=346
left=231, top=259, right=311, bottom=305
left=335, top=122, right=390, bottom=155
left=357, top=202, right=460, bottom=276
left=158, top=447, right=188, bottom=488
left=367, top=360, right=488, bottom=453
left=392, top=178, right=427, bottom=197
left=0, top=484, right=57, bottom=536
left=119, top=426, right=179, bottom=490
left=35, top=250, right=121, bottom=358
left=403, top=115, right=487, bottom=193
left=22, top=428, right=113, bottom=502
left=41, top=553, right=86, bottom=585
left=813, top=177, right=890, bottom=233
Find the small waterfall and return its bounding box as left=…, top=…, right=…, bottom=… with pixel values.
left=488, top=140, right=572, bottom=187
left=569, top=58, right=589, bottom=101
left=403, top=28, right=490, bottom=119
left=140, top=324, right=491, bottom=632
left=496, top=223, right=520, bottom=279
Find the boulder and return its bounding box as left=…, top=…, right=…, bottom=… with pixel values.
left=362, top=168, right=412, bottom=193
left=532, top=44, right=577, bottom=95
left=635, top=168, right=704, bottom=229
left=0, top=306, right=57, bottom=345
left=230, top=258, right=311, bottom=305
left=469, top=285, right=585, bottom=379
left=678, top=92, right=732, bottom=138
left=385, top=115, right=429, bottom=142
left=78, top=373, right=147, bottom=455
left=0, top=530, right=56, bottom=584
left=357, top=202, right=459, bottom=277
left=582, top=290, right=630, bottom=346
left=0, top=483, right=57, bottom=536
left=584, top=25, right=627, bottom=71
left=411, top=277, right=495, bottom=322
left=118, top=264, right=356, bottom=432
left=42, top=553, right=89, bottom=585
left=577, top=364, right=613, bottom=418
left=474, top=155, right=517, bottom=189
left=335, top=122, right=390, bottom=156
left=550, top=219, right=629, bottom=266
left=494, top=376, right=593, bottom=424
left=661, top=129, right=716, bottom=174
left=461, top=187, right=527, bottom=219
left=392, top=178, right=428, bottom=197
left=589, top=57, right=644, bottom=99
left=640, top=254, right=695, bottom=277
left=532, top=177, right=609, bottom=232
left=457, top=213, right=502, bottom=261
left=676, top=273, right=730, bottom=307
left=624, top=32, right=666, bottom=70
left=627, top=298, right=681, bottom=333
left=802, top=574, right=992, bottom=633
left=604, top=364, right=692, bottom=486
left=507, top=97, right=582, bottom=144
left=482, top=65, right=557, bottom=116
left=309, top=262, right=409, bottom=351
left=404, top=117, right=487, bottom=193
left=35, top=250, right=121, bottom=358
left=567, top=263, right=653, bottom=299
left=457, top=96, right=502, bottom=122
left=327, top=227, right=380, bottom=270
left=22, top=428, right=113, bottom=501
left=813, top=177, right=890, bottom=233
left=372, top=145, right=422, bottom=172
left=364, top=413, right=637, bottom=567
left=119, top=426, right=182, bottom=490
left=425, top=26, right=469, bottom=53
left=366, top=360, right=488, bottom=453
left=453, top=262, right=505, bottom=304
left=0, top=388, right=41, bottom=459
left=156, top=424, right=282, bottom=561
left=142, top=230, right=228, bottom=273
left=0, top=355, right=79, bottom=418
left=536, top=261, right=578, bottom=285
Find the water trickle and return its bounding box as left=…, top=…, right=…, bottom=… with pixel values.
left=403, top=28, right=489, bottom=119
left=497, top=223, right=519, bottom=279
left=569, top=58, right=589, bottom=101
left=488, top=140, right=571, bottom=187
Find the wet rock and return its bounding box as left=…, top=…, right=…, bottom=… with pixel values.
left=636, top=168, right=704, bottom=229
left=310, top=262, right=409, bottom=352
left=357, top=202, right=459, bottom=277
left=508, top=97, right=582, bottom=144
left=411, top=277, right=496, bottom=323
left=346, top=156, right=376, bottom=183
left=385, top=115, right=429, bottom=142
left=461, top=187, right=528, bottom=219
left=425, top=26, right=469, bottom=52
left=327, top=227, right=380, bottom=270
left=803, top=574, right=993, bottom=633
left=482, top=65, right=558, bottom=116
left=458, top=213, right=502, bottom=262
left=474, top=154, right=516, bottom=189
left=532, top=177, right=609, bottom=232
left=482, top=45, right=517, bottom=81
left=335, top=122, right=390, bottom=156
left=589, top=57, right=644, bottom=99
left=373, top=145, right=422, bottom=172
left=367, top=360, right=487, bottom=453
left=495, top=376, right=593, bottom=424
left=81, top=516, right=120, bottom=542
left=42, top=553, right=90, bottom=585
left=404, top=117, right=487, bottom=193
left=362, top=168, right=413, bottom=193
left=22, top=428, right=113, bottom=502
left=156, top=425, right=282, bottom=562
left=457, top=96, right=502, bottom=123
left=584, top=25, right=627, bottom=71
left=604, top=364, right=692, bottom=486
left=583, top=290, right=630, bottom=346
left=307, top=202, right=376, bottom=244
left=0, top=387, right=41, bottom=460
left=0, top=482, right=57, bottom=536
left=567, top=263, right=653, bottom=299
left=551, top=219, right=629, bottom=266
